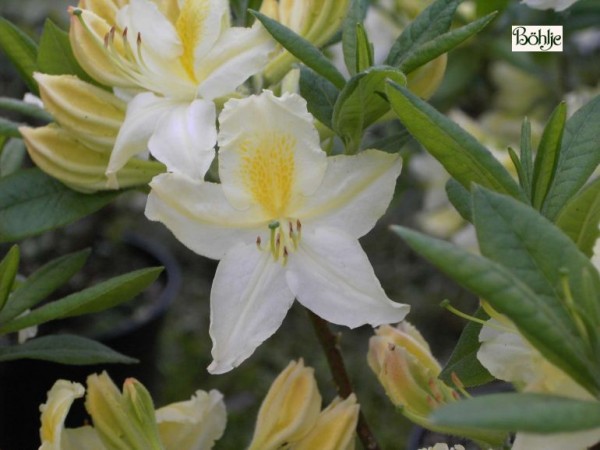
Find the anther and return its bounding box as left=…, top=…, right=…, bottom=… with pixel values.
left=122, top=27, right=128, bottom=39
left=256, top=236, right=262, bottom=248
left=137, top=32, right=142, bottom=46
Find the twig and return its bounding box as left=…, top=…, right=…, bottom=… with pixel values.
left=307, top=309, right=381, bottom=450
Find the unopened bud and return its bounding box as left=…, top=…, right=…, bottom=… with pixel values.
left=407, top=54, right=447, bottom=100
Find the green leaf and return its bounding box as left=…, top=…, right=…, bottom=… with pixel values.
left=0, top=117, right=23, bottom=138
left=0, top=168, right=120, bottom=243
left=386, top=0, right=458, bottom=67
left=391, top=225, right=600, bottom=396
left=0, top=138, right=27, bottom=177
left=431, top=393, right=600, bottom=433
left=299, top=65, right=339, bottom=130
left=250, top=10, right=346, bottom=89
left=531, top=102, right=566, bottom=210
left=440, top=307, right=494, bottom=387
left=0, top=334, right=137, bottom=364
left=333, top=66, right=406, bottom=153
left=386, top=82, right=523, bottom=198
left=556, top=177, right=600, bottom=257
left=0, top=248, right=91, bottom=324
left=473, top=187, right=600, bottom=333
left=445, top=178, right=472, bottom=222
left=0, top=97, right=53, bottom=122
left=342, top=0, right=369, bottom=76
left=518, top=117, right=533, bottom=196
left=0, top=17, right=38, bottom=94
left=354, top=23, right=373, bottom=73
left=0, top=267, right=162, bottom=334
left=37, top=19, right=96, bottom=84
left=399, top=12, right=497, bottom=74
left=542, top=95, right=600, bottom=220
left=0, top=245, right=19, bottom=311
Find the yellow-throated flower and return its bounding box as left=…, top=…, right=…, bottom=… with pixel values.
left=146, top=90, right=408, bottom=374
left=69, top=0, right=275, bottom=185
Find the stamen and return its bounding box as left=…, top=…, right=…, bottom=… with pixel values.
left=441, top=300, right=513, bottom=334
left=451, top=372, right=470, bottom=399
left=256, top=236, right=262, bottom=250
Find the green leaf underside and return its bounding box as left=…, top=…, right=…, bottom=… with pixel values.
left=299, top=66, right=339, bottom=129
left=440, top=306, right=494, bottom=387
left=251, top=10, right=346, bottom=89
left=0, top=17, right=39, bottom=94
left=0, top=334, right=137, bottom=365
left=386, top=82, right=523, bottom=198
left=0, top=248, right=91, bottom=325
left=542, top=95, right=600, bottom=220
left=392, top=225, right=600, bottom=396
left=0, top=245, right=19, bottom=311
left=0, top=168, right=119, bottom=243
left=556, top=177, right=600, bottom=257
left=431, top=393, right=600, bottom=433
left=0, top=267, right=162, bottom=334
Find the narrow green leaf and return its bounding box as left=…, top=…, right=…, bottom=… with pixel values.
left=386, top=82, right=523, bottom=198
left=0, top=334, right=137, bottom=364
left=445, top=178, right=473, bottom=222
left=519, top=117, right=533, bottom=196
left=507, top=147, right=526, bottom=195
left=542, top=95, right=600, bottom=220
left=0, top=248, right=91, bottom=324
left=532, top=102, right=566, bottom=210
left=392, top=225, right=600, bottom=396
left=0, top=267, right=162, bottom=334
left=473, top=187, right=600, bottom=330
left=556, top=177, right=600, bottom=257
left=299, top=65, right=339, bottom=130
left=440, top=307, right=494, bottom=387
left=0, top=168, right=120, bottom=243
left=399, top=12, right=497, bottom=74
left=0, top=138, right=27, bottom=177
left=333, top=67, right=406, bottom=153
left=0, top=245, right=19, bottom=311
left=0, top=117, right=23, bottom=138
left=431, top=393, right=600, bottom=433
left=342, top=0, right=369, bottom=76
left=354, top=23, right=373, bottom=73
left=0, top=17, right=38, bottom=94
left=386, top=0, right=458, bottom=67
left=251, top=10, right=346, bottom=89
left=0, top=97, right=53, bottom=122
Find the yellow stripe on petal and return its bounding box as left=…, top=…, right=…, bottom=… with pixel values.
left=176, top=0, right=211, bottom=83
left=241, top=132, right=296, bottom=218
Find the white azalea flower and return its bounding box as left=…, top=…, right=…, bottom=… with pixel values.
left=146, top=90, right=409, bottom=374
left=70, top=0, right=275, bottom=185
left=521, top=0, right=579, bottom=11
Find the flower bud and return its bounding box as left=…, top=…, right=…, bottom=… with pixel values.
left=39, top=380, right=85, bottom=449
left=84, top=372, right=164, bottom=450
left=155, top=390, right=227, bottom=450
left=294, top=394, right=360, bottom=450
left=21, top=124, right=164, bottom=192
left=406, top=54, right=447, bottom=99
left=34, top=73, right=126, bottom=152
left=368, top=323, right=458, bottom=425
left=261, top=0, right=350, bottom=84
left=248, top=359, right=322, bottom=450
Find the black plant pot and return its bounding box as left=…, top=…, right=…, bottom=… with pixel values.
left=0, top=234, right=181, bottom=450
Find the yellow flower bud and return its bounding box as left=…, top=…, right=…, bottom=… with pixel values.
left=406, top=53, right=447, bottom=99
left=368, top=323, right=458, bottom=425
left=34, top=73, right=126, bottom=152
left=294, top=395, right=360, bottom=450
left=85, top=372, right=163, bottom=450
left=21, top=124, right=164, bottom=192
left=39, top=380, right=85, bottom=450
left=248, top=359, right=322, bottom=450
left=261, top=0, right=351, bottom=84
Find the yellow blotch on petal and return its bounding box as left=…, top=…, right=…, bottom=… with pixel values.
left=176, top=0, right=210, bottom=83
left=241, top=132, right=296, bottom=218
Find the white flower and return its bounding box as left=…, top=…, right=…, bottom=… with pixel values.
left=521, top=0, right=579, bottom=11
left=146, top=90, right=409, bottom=374
left=70, top=0, right=275, bottom=185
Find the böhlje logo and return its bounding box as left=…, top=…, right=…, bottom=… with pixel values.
left=512, top=26, right=563, bottom=52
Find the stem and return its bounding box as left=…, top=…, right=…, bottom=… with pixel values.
left=307, top=310, right=381, bottom=450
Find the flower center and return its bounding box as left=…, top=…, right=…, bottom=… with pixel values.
left=176, top=0, right=210, bottom=83
left=256, top=219, right=302, bottom=264
left=240, top=132, right=296, bottom=218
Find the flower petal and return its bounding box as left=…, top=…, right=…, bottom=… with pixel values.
left=286, top=227, right=409, bottom=328
left=196, top=21, right=275, bottom=100
left=146, top=173, right=266, bottom=259
left=294, top=149, right=402, bottom=238
left=218, top=91, right=326, bottom=213
left=148, top=98, right=217, bottom=180
left=156, top=390, right=227, bottom=450
left=39, top=380, right=85, bottom=450
left=208, top=243, right=295, bottom=374
left=61, top=427, right=105, bottom=450
left=513, top=428, right=600, bottom=450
